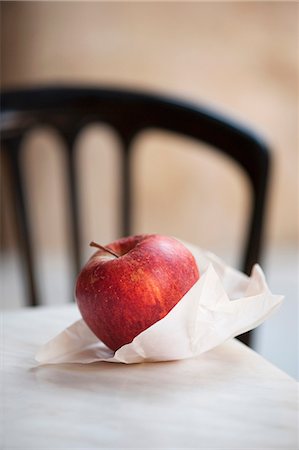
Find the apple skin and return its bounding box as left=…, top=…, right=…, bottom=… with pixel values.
left=75, top=234, right=199, bottom=351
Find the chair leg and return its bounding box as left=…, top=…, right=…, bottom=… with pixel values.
left=237, top=330, right=252, bottom=347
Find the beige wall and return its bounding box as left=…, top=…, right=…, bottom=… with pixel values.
left=1, top=2, right=298, bottom=264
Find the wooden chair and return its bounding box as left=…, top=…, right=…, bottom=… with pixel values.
left=0, top=86, right=271, bottom=346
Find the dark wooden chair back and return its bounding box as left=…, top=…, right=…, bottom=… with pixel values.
left=1, top=86, right=271, bottom=346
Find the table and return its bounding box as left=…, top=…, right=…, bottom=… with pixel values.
left=1, top=305, right=298, bottom=449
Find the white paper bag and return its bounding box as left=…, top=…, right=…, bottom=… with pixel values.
left=35, top=242, right=283, bottom=365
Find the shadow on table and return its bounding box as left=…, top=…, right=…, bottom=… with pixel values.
left=30, top=342, right=246, bottom=396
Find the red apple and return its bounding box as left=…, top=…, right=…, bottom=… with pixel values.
left=75, top=234, right=199, bottom=351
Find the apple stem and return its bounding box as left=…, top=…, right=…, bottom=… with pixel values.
left=89, top=241, right=120, bottom=258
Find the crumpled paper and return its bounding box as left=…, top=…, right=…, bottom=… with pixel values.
left=35, top=241, right=283, bottom=365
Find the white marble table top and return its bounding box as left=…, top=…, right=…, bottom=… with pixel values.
left=2, top=304, right=298, bottom=449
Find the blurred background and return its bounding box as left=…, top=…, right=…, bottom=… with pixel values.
left=1, top=2, right=298, bottom=378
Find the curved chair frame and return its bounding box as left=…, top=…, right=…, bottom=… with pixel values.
left=1, top=87, right=271, bottom=346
